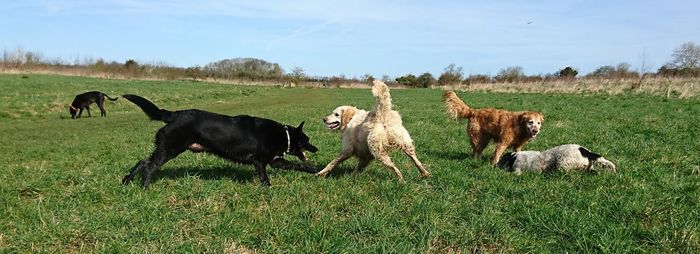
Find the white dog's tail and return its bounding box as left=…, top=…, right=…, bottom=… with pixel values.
left=578, top=147, right=617, bottom=172
left=372, top=80, right=393, bottom=120
left=594, top=157, right=617, bottom=172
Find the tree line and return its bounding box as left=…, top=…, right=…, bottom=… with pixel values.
left=2, top=42, right=699, bottom=87
left=393, top=42, right=700, bottom=87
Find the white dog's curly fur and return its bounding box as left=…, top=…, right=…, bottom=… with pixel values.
left=316, top=80, right=430, bottom=180
left=498, top=144, right=616, bottom=175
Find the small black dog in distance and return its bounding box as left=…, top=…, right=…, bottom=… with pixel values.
left=69, top=91, right=119, bottom=119
left=121, top=94, right=318, bottom=187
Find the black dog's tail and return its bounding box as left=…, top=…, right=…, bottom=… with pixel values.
left=123, top=94, right=174, bottom=122
left=578, top=147, right=602, bottom=160
left=498, top=152, right=517, bottom=170
left=103, top=93, right=119, bottom=101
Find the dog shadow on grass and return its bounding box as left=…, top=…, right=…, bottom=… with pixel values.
left=151, top=160, right=326, bottom=184
left=424, top=149, right=478, bottom=161
left=152, top=165, right=258, bottom=184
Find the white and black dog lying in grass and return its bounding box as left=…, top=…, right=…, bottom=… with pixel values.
left=498, top=144, right=616, bottom=175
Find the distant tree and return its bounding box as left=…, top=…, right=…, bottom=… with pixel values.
left=24, top=51, right=42, bottom=65
left=657, top=65, right=700, bottom=78
left=590, top=65, right=615, bottom=77
left=381, top=75, right=391, bottom=83
left=464, top=74, right=492, bottom=85
left=437, top=64, right=463, bottom=86
left=657, top=43, right=700, bottom=78
left=588, top=63, right=637, bottom=79
left=616, top=62, right=631, bottom=73
left=289, top=66, right=306, bottom=85
left=667, top=42, right=700, bottom=68
left=123, top=59, right=141, bottom=76
left=416, top=72, right=436, bottom=88
left=657, top=65, right=672, bottom=77
left=291, top=66, right=305, bottom=77
left=556, top=66, right=578, bottom=79
left=616, top=62, right=638, bottom=79
left=395, top=74, right=417, bottom=87
left=90, top=58, right=106, bottom=72
left=125, top=59, right=138, bottom=69
left=361, top=74, right=375, bottom=84
left=3, top=47, right=25, bottom=66
left=494, top=66, right=524, bottom=83
left=185, top=66, right=202, bottom=81
left=204, top=58, right=284, bottom=80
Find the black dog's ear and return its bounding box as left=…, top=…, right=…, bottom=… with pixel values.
left=498, top=152, right=517, bottom=170
left=296, top=121, right=305, bottom=130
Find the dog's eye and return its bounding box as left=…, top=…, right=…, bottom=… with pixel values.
left=334, top=113, right=339, bottom=116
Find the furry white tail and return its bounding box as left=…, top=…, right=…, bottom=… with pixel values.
left=595, top=157, right=617, bottom=172
left=372, top=80, right=392, bottom=120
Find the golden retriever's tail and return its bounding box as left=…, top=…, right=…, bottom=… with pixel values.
left=372, top=80, right=392, bottom=120
left=443, top=91, right=472, bottom=119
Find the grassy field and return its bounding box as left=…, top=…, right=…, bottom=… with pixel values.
left=1, top=74, right=699, bottom=253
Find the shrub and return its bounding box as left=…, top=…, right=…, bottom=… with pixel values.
left=416, top=72, right=435, bottom=88
left=437, top=64, right=463, bottom=86
left=587, top=63, right=638, bottom=79
left=464, top=74, right=492, bottom=84
left=556, top=66, right=578, bottom=79
left=395, top=74, right=417, bottom=87
left=494, top=66, right=524, bottom=83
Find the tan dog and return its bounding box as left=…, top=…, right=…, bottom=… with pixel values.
left=444, top=91, right=544, bottom=165
left=317, top=81, right=430, bottom=180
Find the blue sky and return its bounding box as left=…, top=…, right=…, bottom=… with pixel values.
left=2, top=0, right=699, bottom=78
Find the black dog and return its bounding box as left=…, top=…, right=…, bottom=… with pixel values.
left=69, top=91, right=119, bottom=119
left=121, top=94, right=319, bottom=187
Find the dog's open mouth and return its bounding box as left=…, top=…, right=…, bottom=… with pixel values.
left=326, top=121, right=340, bottom=129
left=529, top=129, right=539, bottom=137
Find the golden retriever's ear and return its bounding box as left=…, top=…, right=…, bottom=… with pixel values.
left=518, top=114, right=528, bottom=125
left=341, top=107, right=356, bottom=127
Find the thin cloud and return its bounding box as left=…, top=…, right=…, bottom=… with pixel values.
left=266, top=19, right=339, bottom=51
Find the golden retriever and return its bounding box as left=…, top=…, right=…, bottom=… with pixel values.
left=317, top=80, right=430, bottom=180
left=444, top=91, right=544, bottom=165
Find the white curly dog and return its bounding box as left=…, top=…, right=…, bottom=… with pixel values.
left=498, top=144, right=616, bottom=175
left=317, top=80, right=430, bottom=181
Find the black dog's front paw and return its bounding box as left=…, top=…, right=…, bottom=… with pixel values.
left=122, top=175, right=133, bottom=185
left=296, top=163, right=320, bottom=174
left=302, top=164, right=320, bottom=174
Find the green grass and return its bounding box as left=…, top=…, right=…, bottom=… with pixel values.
left=1, top=74, right=699, bottom=253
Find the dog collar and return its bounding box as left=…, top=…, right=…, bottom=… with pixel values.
left=69, top=105, right=78, bottom=111
left=284, top=126, right=291, bottom=154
